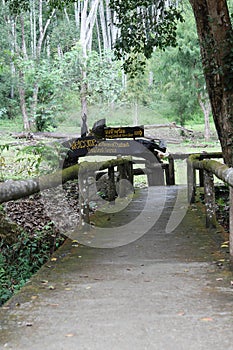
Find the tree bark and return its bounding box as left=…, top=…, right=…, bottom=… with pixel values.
left=189, top=0, right=233, bottom=166
left=17, top=14, right=31, bottom=130
left=18, top=70, right=30, bottom=131
left=20, top=14, right=28, bottom=59
left=197, top=91, right=211, bottom=141
left=99, top=0, right=109, bottom=51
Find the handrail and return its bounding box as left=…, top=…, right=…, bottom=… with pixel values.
left=188, top=154, right=233, bottom=186
left=0, top=157, right=133, bottom=204
left=187, top=153, right=233, bottom=263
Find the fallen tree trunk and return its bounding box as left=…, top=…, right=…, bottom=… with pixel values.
left=10, top=132, right=80, bottom=140
left=144, top=123, right=193, bottom=134
left=10, top=123, right=193, bottom=141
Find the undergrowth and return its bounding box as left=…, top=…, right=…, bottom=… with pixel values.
left=199, top=184, right=230, bottom=232
left=215, top=185, right=230, bottom=232
left=0, top=221, right=65, bottom=306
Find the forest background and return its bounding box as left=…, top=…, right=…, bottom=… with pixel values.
left=0, top=0, right=224, bottom=141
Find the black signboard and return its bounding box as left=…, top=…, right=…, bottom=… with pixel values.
left=63, top=137, right=164, bottom=167
left=63, top=136, right=97, bottom=165
left=62, top=120, right=165, bottom=168
left=104, top=126, right=144, bottom=139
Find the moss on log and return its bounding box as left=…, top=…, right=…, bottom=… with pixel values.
left=0, top=164, right=80, bottom=204
left=188, top=154, right=233, bottom=187
left=0, top=158, right=132, bottom=204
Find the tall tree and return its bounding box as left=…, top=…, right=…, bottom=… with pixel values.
left=108, top=0, right=233, bottom=166
left=189, top=0, right=233, bottom=165
left=73, top=0, right=119, bottom=132
left=54, top=0, right=119, bottom=132
left=79, top=0, right=100, bottom=134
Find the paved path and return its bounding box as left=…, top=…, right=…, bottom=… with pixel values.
left=1, top=186, right=233, bottom=350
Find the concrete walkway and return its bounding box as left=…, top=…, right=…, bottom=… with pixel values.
left=1, top=186, right=233, bottom=350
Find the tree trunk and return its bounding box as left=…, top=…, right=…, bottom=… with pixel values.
left=133, top=100, right=138, bottom=125
left=74, top=1, right=81, bottom=29
left=20, top=14, right=28, bottom=59
left=189, top=0, right=233, bottom=166
left=197, top=91, right=211, bottom=141
left=99, top=0, right=109, bottom=51
left=18, top=71, right=30, bottom=131
left=29, top=83, right=39, bottom=128
left=30, top=0, right=36, bottom=58
left=204, top=107, right=211, bottom=142
left=18, top=14, right=30, bottom=130
left=79, top=0, right=100, bottom=132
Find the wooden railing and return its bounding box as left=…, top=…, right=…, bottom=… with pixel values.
left=187, top=153, right=233, bottom=261
left=78, top=155, right=175, bottom=228
left=78, top=157, right=134, bottom=227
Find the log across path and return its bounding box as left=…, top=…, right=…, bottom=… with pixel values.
left=1, top=186, right=233, bottom=350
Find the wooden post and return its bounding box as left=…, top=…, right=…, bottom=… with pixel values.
left=229, top=187, right=233, bottom=267
left=187, top=159, right=196, bottom=203
left=146, top=162, right=164, bottom=186
left=78, top=168, right=90, bottom=230
left=108, top=166, right=116, bottom=201
left=118, top=161, right=128, bottom=197
left=204, top=170, right=217, bottom=228
left=164, top=164, right=170, bottom=185
left=199, top=169, right=204, bottom=187
left=168, top=155, right=175, bottom=185
left=127, top=161, right=134, bottom=186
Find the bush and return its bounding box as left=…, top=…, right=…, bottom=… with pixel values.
left=0, top=222, right=65, bottom=306
left=35, top=108, right=57, bottom=131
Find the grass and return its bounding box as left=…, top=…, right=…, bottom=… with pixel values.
left=168, top=140, right=221, bottom=154
left=56, top=104, right=172, bottom=134
left=0, top=117, right=23, bottom=134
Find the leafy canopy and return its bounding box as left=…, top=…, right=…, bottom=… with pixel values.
left=5, top=0, right=71, bottom=13
left=109, top=0, right=184, bottom=74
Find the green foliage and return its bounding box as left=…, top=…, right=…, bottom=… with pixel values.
left=87, top=51, right=123, bottom=105
left=149, top=3, right=206, bottom=125
left=15, top=142, right=66, bottom=177
left=50, top=18, right=79, bottom=55
left=0, top=144, right=9, bottom=182
left=110, top=0, right=184, bottom=75
left=5, top=0, right=29, bottom=14
left=0, top=116, right=23, bottom=133
left=18, top=58, right=65, bottom=130
left=0, top=33, right=19, bottom=119
left=0, top=223, right=65, bottom=306
left=0, top=142, right=67, bottom=181
left=59, top=44, right=82, bottom=88
left=48, top=0, right=74, bottom=12
left=0, top=0, right=217, bottom=133
left=125, top=71, right=150, bottom=105
left=35, top=107, right=57, bottom=132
